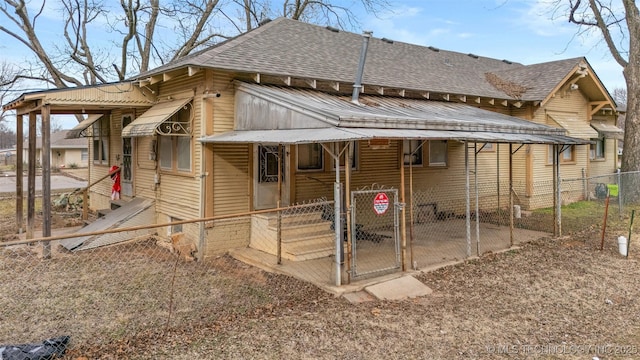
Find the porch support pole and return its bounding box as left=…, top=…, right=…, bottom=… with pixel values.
left=41, top=105, right=52, bottom=259
left=408, top=144, right=415, bottom=270
left=331, top=145, right=343, bottom=286
left=465, top=141, right=471, bottom=257
left=16, top=114, right=23, bottom=234
left=555, top=145, right=562, bottom=237
left=509, top=143, right=514, bottom=247
left=399, top=140, right=407, bottom=271
left=27, top=112, right=36, bottom=241
left=496, top=143, right=500, bottom=220
left=474, top=143, right=480, bottom=256
left=345, top=142, right=352, bottom=284
left=276, top=144, right=282, bottom=265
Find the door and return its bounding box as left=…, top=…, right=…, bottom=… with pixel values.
left=254, top=145, right=289, bottom=210
left=121, top=114, right=134, bottom=197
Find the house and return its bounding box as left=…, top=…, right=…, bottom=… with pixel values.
left=5, top=18, right=621, bottom=285
left=22, top=130, right=89, bottom=168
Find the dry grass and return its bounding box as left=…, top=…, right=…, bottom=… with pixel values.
left=2, top=222, right=639, bottom=359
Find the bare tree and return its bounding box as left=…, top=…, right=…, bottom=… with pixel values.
left=562, top=0, right=640, bottom=188
left=0, top=0, right=388, bottom=91
left=0, top=61, right=24, bottom=127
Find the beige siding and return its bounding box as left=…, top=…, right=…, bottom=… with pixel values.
left=212, top=144, right=251, bottom=215
left=590, top=114, right=619, bottom=176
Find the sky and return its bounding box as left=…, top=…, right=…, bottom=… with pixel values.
left=1, top=0, right=627, bottom=130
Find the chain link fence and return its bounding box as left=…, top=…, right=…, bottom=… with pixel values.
left=3, top=172, right=640, bottom=356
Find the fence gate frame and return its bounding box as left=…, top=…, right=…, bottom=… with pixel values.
left=350, top=187, right=401, bottom=279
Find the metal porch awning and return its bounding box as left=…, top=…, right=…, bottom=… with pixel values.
left=122, top=97, right=192, bottom=137
left=591, top=121, right=624, bottom=140
left=199, top=128, right=589, bottom=145
left=66, top=114, right=104, bottom=139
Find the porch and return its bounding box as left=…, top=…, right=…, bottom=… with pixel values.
left=230, top=215, right=549, bottom=293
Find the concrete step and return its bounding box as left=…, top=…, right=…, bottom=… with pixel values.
left=264, top=211, right=328, bottom=227
left=110, top=199, right=128, bottom=210
left=271, top=221, right=333, bottom=239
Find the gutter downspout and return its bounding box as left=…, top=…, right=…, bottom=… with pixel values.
left=351, top=31, right=373, bottom=104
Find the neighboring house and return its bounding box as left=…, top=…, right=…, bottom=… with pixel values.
left=0, top=148, right=16, bottom=166
left=5, top=18, right=621, bottom=272
left=23, top=130, right=89, bottom=168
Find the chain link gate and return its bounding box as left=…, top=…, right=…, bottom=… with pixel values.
left=350, top=187, right=401, bottom=279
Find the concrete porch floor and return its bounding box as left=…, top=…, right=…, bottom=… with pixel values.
left=229, top=219, right=550, bottom=298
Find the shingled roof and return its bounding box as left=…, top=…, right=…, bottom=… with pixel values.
left=133, top=17, right=587, bottom=101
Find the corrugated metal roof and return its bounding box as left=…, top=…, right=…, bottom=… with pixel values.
left=236, top=83, right=569, bottom=135
left=201, top=83, right=588, bottom=146
left=199, top=128, right=587, bottom=145
left=122, top=98, right=192, bottom=137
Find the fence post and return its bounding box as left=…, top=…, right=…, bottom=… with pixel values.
left=582, top=168, right=587, bottom=200
left=617, top=168, right=623, bottom=218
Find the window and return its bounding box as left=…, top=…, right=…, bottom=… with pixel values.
left=259, top=145, right=284, bottom=183
left=159, top=135, right=192, bottom=173
left=80, top=149, right=88, bottom=161
left=333, top=141, right=357, bottom=170
left=92, top=117, right=109, bottom=165
left=428, top=140, right=448, bottom=167
left=297, top=143, right=323, bottom=171
left=590, top=137, right=605, bottom=160
left=547, top=145, right=576, bottom=164
left=403, top=140, right=423, bottom=166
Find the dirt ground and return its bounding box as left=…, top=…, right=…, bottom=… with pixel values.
left=46, top=227, right=638, bottom=360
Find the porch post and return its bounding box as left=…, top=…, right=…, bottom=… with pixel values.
left=333, top=145, right=341, bottom=286
left=555, top=145, right=562, bottom=237
left=399, top=140, right=406, bottom=271
left=276, top=144, right=282, bottom=265
left=27, top=112, right=36, bottom=241
left=16, top=114, right=23, bottom=234
left=345, top=142, right=352, bottom=284
left=474, top=143, right=480, bottom=256
left=509, top=143, right=514, bottom=247
left=41, top=105, right=52, bottom=259
left=465, top=141, right=471, bottom=257
left=552, top=145, right=558, bottom=236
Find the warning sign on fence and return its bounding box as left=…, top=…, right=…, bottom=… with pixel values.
left=373, top=192, right=389, bottom=215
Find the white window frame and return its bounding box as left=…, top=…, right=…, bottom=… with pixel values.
left=159, top=135, right=192, bottom=173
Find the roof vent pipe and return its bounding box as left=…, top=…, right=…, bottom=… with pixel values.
left=352, top=31, right=373, bottom=104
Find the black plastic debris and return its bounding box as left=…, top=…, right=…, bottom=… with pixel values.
left=0, top=336, right=70, bottom=360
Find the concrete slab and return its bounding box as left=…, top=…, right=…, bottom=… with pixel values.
left=342, top=291, right=376, bottom=304
left=364, top=275, right=432, bottom=300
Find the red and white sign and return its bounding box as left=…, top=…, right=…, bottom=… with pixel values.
left=373, top=192, right=389, bottom=215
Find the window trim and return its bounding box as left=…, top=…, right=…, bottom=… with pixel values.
left=547, top=144, right=576, bottom=165
left=297, top=143, right=324, bottom=172
left=91, top=117, right=109, bottom=166
left=159, top=135, right=193, bottom=174
left=427, top=140, right=448, bottom=168
left=332, top=141, right=358, bottom=171
left=590, top=137, right=605, bottom=161
left=402, top=140, right=424, bottom=167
